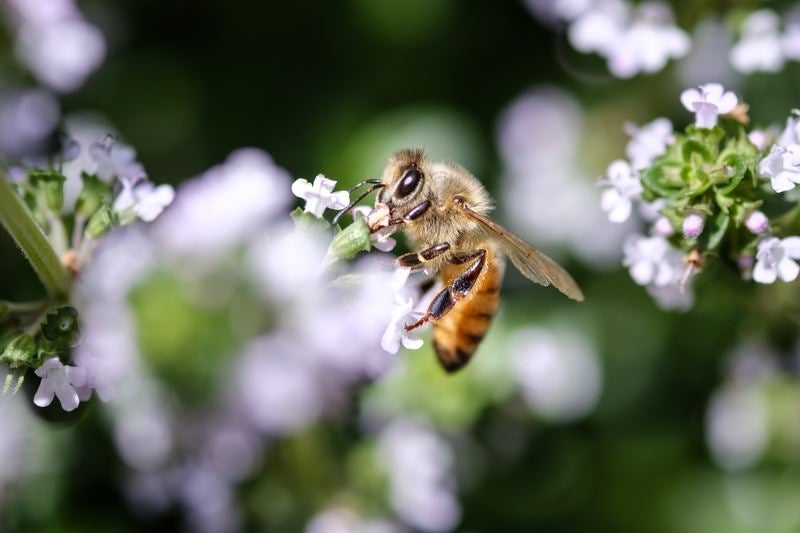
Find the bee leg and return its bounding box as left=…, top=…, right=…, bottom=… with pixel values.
left=405, top=249, right=486, bottom=331
left=397, top=242, right=451, bottom=269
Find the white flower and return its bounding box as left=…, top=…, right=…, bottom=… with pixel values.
left=758, top=143, right=800, bottom=193
left=652, top=216, right=674, bottom=237
left=568, top=1, right=628, bottom=56
left=777, top=112, right=800, bottom=146
left=625, top=117, right=674, bottom=170
left=113, top=179, right=175, bottom=223
left=89, top=139, right=146, bottom=182
left=706, top=385, right=768, bottom=471
left=16, top=18, right=106, bottom=93
left=747, top=129, right=774, bottom=151
left=623, top=234, right=682, bottom=286
left=352, top=206, right=397, bottom=252
left=680, top=83, right=738, bottom=129
left=730, top=10, right=785, bottom=73
left=753, top=236, right=800, bottom=284
left=33, top=357, right=87, bottom=411
left=646, top=279, right=694, bottom=311
left=605, top=2, right=690, bottom=78
left=381, top=294, right=425, bottom=355
left=291, top=174, right=350, bottom=217
left=600, top=159, right=642, bottom=223
left=509, top=327, right=602, bottom=421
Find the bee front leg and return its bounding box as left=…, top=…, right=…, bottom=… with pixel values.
left=404, top=249, right=486, bottom=331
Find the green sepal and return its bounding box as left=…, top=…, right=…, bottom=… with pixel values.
left=0, top=334, right=38, bottom=368
left=86, top=205, right=113, bottom=238
left=717, top=154, right=746, bottom=194
left=681, top=139, right=713, bottom=164
left=641, top=162, right=684, bottom=198
left=40, top=306, right=80, bottom=350
left=75, top=172, right=111, bottom=219
left=290, top=207, right=331, bottom=232
left=29, top=170, right=67, bottom=212
left=327, top=216, right=371, bottom=262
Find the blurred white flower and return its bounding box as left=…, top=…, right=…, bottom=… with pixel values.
left=600, top=159, right=642, bottom=223
left=306, top=507, right=406, bottom=533
left=292, top=174, right=350, bottom=218
left=33, top=357, right=86, bottom=411
left=89, top=139, right=146, bottom=182
left=758, top=144, right=800, bottom=193
left=625, top=117, right=674, bottom=170
left=509, top=327, right=602, bottom=421
left=623, top=234, right=683, bottom=286
left=155, top=148, right=291, bottom=256
left=730, top=10, right=785, bottom=73
left=113, top=180, right=175, bottom=223
left=652, top=216, right=674, bottom=237
left=233, top=336, right=322, bottom=435
left=568, top=0, right=628, bottom=56
left=605, top=2, right=690, bottom=78
left=645, top=277, right=694, bottom=311
left=747, top=129, right=774, bottom=151
left=680, top=83, right=738, bottom=129
left=706, top=385, right=768, bottom=470
left=753, top=236, right=800, bottom=284
left=783, top=10, right=800, bottom=60
left=0, top=88, right=59, bottom=158
left=777, top=113, right=800, bottom=146
left=16, top=18, right=105, bottom=93
left=677, top=18, right=737, bottom=89
left=378, top=419, right=460, bottom=532
left=497, top=87, right=632, bottom=267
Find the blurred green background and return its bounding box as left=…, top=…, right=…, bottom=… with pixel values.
left=3, top=1, right=800, bottom=532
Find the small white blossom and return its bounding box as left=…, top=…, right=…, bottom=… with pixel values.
left=747, top=129, right=774, bottom=151
left=777, top=112, right=800, bottom=146
left=625, top=117, right=674, bottom=170
left=568, top=1, right=628, bottom=56
left=89, top=139, right=146, bottom=182
left=652, top=216, right=674, bottom=237
left=682, top=213, right=705, bottom=238
left=623, top=234, right=683, bottom=286
left=353, top=206, right=397, bottom=252
left=600, top=159, right=642, bottom=223
left=753, top=236, right=800, bottom=284
left=113, top=180, right=175, bottom=223
left=381, top=294, right=425, bottom=355
left=291, top=174, right=350, bottom=217
left=680, top=83, right=738, bottom=129
left=758, top=143, right=800, bottom=193
left=745, top=211, right=769, bottom=235
left=730, top=10, right=785, bottom=74
left=33, top=357, right=87, bottom=411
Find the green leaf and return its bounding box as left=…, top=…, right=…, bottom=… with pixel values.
left=326, top=216, right=371, bottom=263
left=0, top=334, right=37, bottom=368
left=641, top=163, right=684, bottom=198
left=681, top=139, right=713, bottom=164
left=703, top=210, right=730, bottom=251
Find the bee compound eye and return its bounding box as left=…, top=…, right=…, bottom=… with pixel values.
left=396, top=168, right=422, bottom=198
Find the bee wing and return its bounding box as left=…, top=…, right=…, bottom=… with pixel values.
left=459, top=203, right=584, bottom=301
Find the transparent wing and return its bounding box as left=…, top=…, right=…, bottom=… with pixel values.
left=459, top=203, right=584, bottom=301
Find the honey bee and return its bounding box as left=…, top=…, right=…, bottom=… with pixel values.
left=337, top=148, right=584, bottom=372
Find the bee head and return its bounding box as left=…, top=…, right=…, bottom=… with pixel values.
left=378, top=148, right=427, bottom=210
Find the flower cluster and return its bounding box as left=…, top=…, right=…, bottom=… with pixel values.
left=0, top=137, right=174, bottom=410
left=527, top=0, right=690, bottom=78
left=601, top=82, right=800, bottom=309
left=730, top=8, right=800, bottom=74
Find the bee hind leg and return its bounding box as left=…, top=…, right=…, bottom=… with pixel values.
left=404, top=249, right=486, bottom=331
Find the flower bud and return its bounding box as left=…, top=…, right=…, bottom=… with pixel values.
left=0, top=334, right=38, bottom=368
left=86, top=205, right=113, bottom=238
left=29, top=170, right=67, bottom=212
left=653, top=216, right=674, bottom=237
left=327, top=217, right=371, bottom=263
left=41, top=306, right=81, bottom=348
left=745, top=211, right=768, bottom=235
left=682, top=213, right=705, bottom=238
left=75, top=172, right=111, bottom=219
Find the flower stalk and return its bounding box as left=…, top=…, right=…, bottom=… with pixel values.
left=0, top=172, right=72, bottom=300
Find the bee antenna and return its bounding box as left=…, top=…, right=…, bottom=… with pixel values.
left=332, top=182, right=385, bottom=226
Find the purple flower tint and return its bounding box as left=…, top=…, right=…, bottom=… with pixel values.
left=745, top=211, right=769, bottom=235
left=682, top=213, right=705, bottom=238
left=0, top=88, right=59, bottom=158
left=33, top=357, right=87, bottom=411
left=652, top=216, right=674, bottom=237
left=680, top=83, right=738, bottom=129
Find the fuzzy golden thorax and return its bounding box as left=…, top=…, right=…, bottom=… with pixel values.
left=370, top=149, right=494, bottom=273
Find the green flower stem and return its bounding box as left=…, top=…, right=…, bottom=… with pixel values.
left=0, top=175, right=71, bottom=300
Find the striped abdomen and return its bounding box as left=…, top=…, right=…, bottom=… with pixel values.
left=432, top=248, right=504, bottom=372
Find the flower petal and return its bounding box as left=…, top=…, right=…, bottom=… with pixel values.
left=33, top=379, right=55, bottom=407
left=777, top=257, right=800, bottom=282
left=781, top=236, right=800, bottom=258
left=752, top=260, right=777, bottom=284
left=680, top=88, right=701, bottom=111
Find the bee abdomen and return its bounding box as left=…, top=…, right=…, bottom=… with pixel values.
left=432, top=256, right=503, bottom=372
